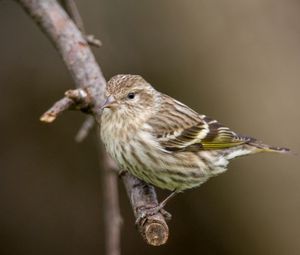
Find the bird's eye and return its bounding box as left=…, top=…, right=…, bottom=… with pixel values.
left=127, top=92, right=135, bottom=99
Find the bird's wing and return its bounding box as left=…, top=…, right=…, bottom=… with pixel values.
left=147, top=94, right=251, bottom=152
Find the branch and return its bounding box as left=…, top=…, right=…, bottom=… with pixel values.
left=17, top=0, right=170, bottom=248
left=101, top=145, right=122, bottom=255
left=62, top=0, right=102, bottom=47
left=122, top=173, right=169, bottom=246
left=40, top=88, right=92, bottom=123
left=75, top=115, right=95, bottom=142
left=40, top=96, right=74, bottom=123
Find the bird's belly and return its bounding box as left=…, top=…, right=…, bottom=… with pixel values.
left=117, top=142, right=214, bottom=191
left=101, top=124, right=228, bottom=191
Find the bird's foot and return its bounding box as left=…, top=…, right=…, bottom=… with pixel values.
left=135, top=204, right=172, bottom=226
left=135, top=190, right=177, bottom=225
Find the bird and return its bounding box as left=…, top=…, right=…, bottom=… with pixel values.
left=99, top=74, right=289, bottom=213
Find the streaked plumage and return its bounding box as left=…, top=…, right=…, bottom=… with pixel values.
left=99, top=74, right=289, bottom=192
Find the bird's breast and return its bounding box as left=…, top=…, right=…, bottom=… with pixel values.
left=100, top=111, right=146, bottom=168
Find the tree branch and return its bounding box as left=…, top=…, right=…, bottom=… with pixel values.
left=101, top=144, right=122, bottom=255
left=62, top=0, right=102, bottom=47
left=122, top=173, right=169, bottom=246
left=16, top=0, right=170, bottom=249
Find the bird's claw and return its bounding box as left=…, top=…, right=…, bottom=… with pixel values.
left=159, top=208, right=172, bottom=221
left=135, top=205, right=172, bottom=226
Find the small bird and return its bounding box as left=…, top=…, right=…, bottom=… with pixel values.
left=100, top=74, right=289, bottom=211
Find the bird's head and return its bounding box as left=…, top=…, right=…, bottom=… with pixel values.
left=101, top=74, right=160, bottom=118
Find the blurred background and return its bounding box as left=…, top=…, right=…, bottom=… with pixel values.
left=0, top=0, right=299, bottom=254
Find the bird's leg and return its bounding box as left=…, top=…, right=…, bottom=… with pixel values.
left=159, top=190, right=177, bottom=209
left=135, top=191, right=177, bottom=225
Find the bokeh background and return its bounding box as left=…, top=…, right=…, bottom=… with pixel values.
left=1, top=1, right=299, bottom=254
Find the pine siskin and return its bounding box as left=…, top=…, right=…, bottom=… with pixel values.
left=99, top=74, right=289, bottom=205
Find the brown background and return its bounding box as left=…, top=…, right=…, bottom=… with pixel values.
left=0, top=1, right=299, bottom=254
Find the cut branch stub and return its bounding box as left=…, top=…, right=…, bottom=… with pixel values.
left=122, top=172, right=170, bottom=246
left=40, top=97, right=74, bottom=123
left=85, top=34, right=102, bottom=47
left=40, top=88, right=93, bottom=123
left=137, top=209, right=169, bottom=246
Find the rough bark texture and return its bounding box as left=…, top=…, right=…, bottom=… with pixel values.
left=17, top=0, right=170, bottom=250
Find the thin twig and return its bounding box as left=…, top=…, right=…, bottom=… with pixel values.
left=17, top=0, right=170, bottom=249
left=40, top=97, right=74, bottom=123
left=62, top=0, right=102, bottom=47
left=40, top=88, right=92, bottom=123
left=62, top=0, right=85, bottom=33
left=75, top=115, right=95, bottom=142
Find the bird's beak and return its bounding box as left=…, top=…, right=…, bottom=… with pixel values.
left=100, top=95, right=116, bottom=110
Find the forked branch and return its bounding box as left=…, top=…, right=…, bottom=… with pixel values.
left=16, top=0, right=170, bottom=249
